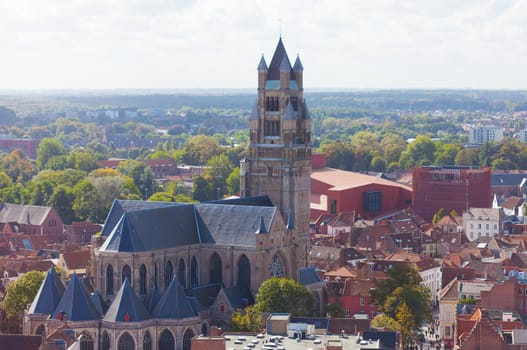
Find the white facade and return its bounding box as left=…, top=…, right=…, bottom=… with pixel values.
left=468, top=126, right=504, bottom=144
left=463, top=207, right=503, bottom=241
left=419, top=265, right=442, bottom=305
left=519, top=129, right=527, bottom=143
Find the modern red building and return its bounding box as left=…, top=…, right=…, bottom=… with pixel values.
left=0, top=137, right=40, bottom=158
left=311, top=154, right=412, bottom=221
left=412, top=166, right=492, bottom=222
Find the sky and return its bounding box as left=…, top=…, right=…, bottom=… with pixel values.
left=1, top=0, right=527, bottom=90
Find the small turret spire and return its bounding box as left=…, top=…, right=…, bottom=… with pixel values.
left=257, top=54, right=268, bottom=71
left=256, top=216, right=268, bottom=234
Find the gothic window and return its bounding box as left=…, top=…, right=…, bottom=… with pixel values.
left=270, top=254, right=285, bottom=277
left=35, top=324, right=45, bottom=336
left=201, top=322, right=209, bottom=336
left=102, top=331, right=110, bottom=350
left=165, top=260, right=174, bottom=289
left=106, top=265, right=114, bottom=296
left=139, top=264, right=147, bottom=295
left=183, top=328, right=195, bottom=350
left=178, top=258, right=186, bottom=287
left=264, top=121, right=281, bottom=137
left=191, top=256, right=199, bottom=287
left=118, top=332, right=135, bottom=350
left=238, top=255, right=251, bottom=288
left=79, top=332, right=94, bottom=350
left=159, top=329, right=175, bottom=350
left=265, top=97, right=280, bottom=112
left=154, top=262, right=159, bottom=290
left=290, top=97, right=298, bottom=110
left=143, top=331, right=152, bottom=350
left=121, top=265, right=131, bottom=285
left=210, top=253, right=222, bottom=284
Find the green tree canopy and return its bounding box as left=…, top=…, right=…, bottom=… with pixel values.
left=2, top=270, right=44, bottom=318
left=36, top=138, right=65, bottom=171
left=230, top=305, right=261, bottom=332
left=255, top=277, right=315, bottom=316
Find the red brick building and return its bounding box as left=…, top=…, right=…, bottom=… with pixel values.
left=0, top=204, right=64, bottom=242
left=311, top=154, right=412, bottom=220
left=412, top=166, right=492, bottom=222
left=0, top=138, right=40, bottom=159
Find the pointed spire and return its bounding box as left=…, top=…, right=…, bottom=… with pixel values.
left=257, top=54, right=268, bottom=71
left=280, top=56, right=292, bottom=72
left=28, top=267, right=65, bottom=315
left=104, top=279, right=150, bottom=322
left=267, top=37, right=293, bottom=80
left=286, top=209, right=295, bottom=230
left=284, top=101, right=296, bottom=120
left=52, top=273, right=100, bottom=321
left=91, top=290, right=109, bottom=316
left=256, top=216, right=267, bottom=234
left=293, top=54, right=304, bottom=71
left=250, top=101, right=259, bottom=120
left=152, top=276, right=196, bottom=318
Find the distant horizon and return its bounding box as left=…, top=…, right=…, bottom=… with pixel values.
left=1, top=1, right=526, bottom=90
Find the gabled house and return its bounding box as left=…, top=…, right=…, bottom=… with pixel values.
left=0, top=204, right=63, bottom=243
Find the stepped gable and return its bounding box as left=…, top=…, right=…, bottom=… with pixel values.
left=152, top=276, right=196, bottom=319
left=91, top=290, right=108, bottom=316
left=28, top=267, right=65, bottom=315
left=104, top=279, right=150, bottom=322
left=52, top=273, right=100, bottom=321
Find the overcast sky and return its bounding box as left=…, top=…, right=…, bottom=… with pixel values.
left=1, top=0, right=526, bottom=90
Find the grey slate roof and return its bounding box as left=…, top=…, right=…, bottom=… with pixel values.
left=223, top=286, right=254, bottom=309
left=28, top=267, right=65, bottom=315
left=299, top=267, right=323, bottom=286
left=91, top=290, right=108, bottom=316
left=0, top=204, right=52, bottom=225
left=100, top=196, right=278, bottom=253
left=279, top=56, right=292, bottom=72
left=257, top=55, right=268, bottom=71
left=492, top=173, right=527, bottom=187
left=152, top=277, right=197, bottom=319
left=104, top=279, right=150, bottom=322
left=266, top=38, right=295, bottom=81
left=187, top=284, right=221, bottom=307
left=195, top=204, right=276, bottom=246
left=144, top=287, right=161, bottom=313
left=250, top=102, right=259, bottom=120
left=283, top=101, right=296, bottom=120
left=293, top=55, right=303, bottom=71
left=52, top=274, right=100, bottom=321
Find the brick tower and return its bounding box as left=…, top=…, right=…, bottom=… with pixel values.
left=240, top=38, right=312, bottom=235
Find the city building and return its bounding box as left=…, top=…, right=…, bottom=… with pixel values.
left=468, top=126, right=504, bottom=144
left=463, top=207, right=504, bottom=241
left=24, top=38, right=314, bottom=350
left=0, top=136, right=40, bottom=159
left=0, top=204, right=64, bottom=243
left=311, top=154, right=412, bottom=221
left=412, top=166, right=492, bottom=222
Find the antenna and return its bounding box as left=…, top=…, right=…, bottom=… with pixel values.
left=279, top=17, right=282, bottom=38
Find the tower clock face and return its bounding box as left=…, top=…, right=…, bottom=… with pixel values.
left=270, top=254, right=285, bottom=277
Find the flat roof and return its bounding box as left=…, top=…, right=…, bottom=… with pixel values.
left=311, top=167, right=411, bottom=192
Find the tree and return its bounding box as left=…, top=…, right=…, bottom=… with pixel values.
left=398, top=135, right=436, bottom=169
left=396, top=302, right=417, bottom=349
left=2, top=271, right=44, bottom=319
left=148, top=192, right=177, bottom=202
left=0, top=149, right=36, bottom=183
left=230, top=305, right=261, bottom=332
left=322, top=141, right=355, bottom=170
left=370, top=264, right=431, bottom=327
left=73, top=180, right=101, bottom=222
left=117, top=160, right=157, bottom=197
left=434, top=143, right=461, bottom=165
left=324, top=302, right=344, bottom=318
left=205, top=154, right=235, bottom=198
left=226, top=167, right=240, bottom=195
left=192, top=175, right=212, bottom=202
left=255, top=277, right=315, bottom=316
left=371, top=313, right=400, bottom=331
left=432, top=208, right=445, bottom=225
left=36, top=138, right=65, bottom=170
left=183, top=135, right=222, bottom=165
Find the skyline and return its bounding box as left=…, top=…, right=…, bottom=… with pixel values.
left=1, top=0, right=527, bottom=90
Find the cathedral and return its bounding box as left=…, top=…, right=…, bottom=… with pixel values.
left=23, top=38, right=313, bottom=350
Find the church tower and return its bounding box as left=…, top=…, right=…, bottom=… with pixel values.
left=240, top=38, right=312, bottom=235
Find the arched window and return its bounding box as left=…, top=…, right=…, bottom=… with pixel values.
left=209, top=253, right=222, bottom=284
left=237, top=255, right=251, bottom=287
left=183, top=328, right=195, bottom=350
left=143, top=331, right=152, bottom=350
left=106, top=265, right=114, bottom=296
left=101, top=331, right=110, bottom=350
left=201, top=322, right=209, bottom=336
left=191, top=256, right=199, bottom=287
left=139, top=264, right=147, bottom=295
left=270, top=254, right=285, bottom=277
left=35, top=324, right=45, bottom=336
left=165, top=260, right=174, bottom=289
left=118, top=332, right=135, bottom=350
left=154, top=262, right=159, bottom=290
left=79, top=332, right=94, bottom=350
left=122, top=265, right=131, bottom=285
left=159, top=329, right=175, bottom=350
left=178, top=258, right=186, bottom=287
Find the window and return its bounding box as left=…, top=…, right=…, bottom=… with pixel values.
left=79, top=332, right=94, bottom=350
left=264, top=121, right=280, bottom=137
left=159, top=329, right=175, bottom=350
left=270, top=254, right=285, bottom=277
left=191, top=256, right=199, bottom=287
left=102, top=332, right=110, bottom=350
left=520, top=288, right=523, bottom=295
left=445, top=327, right=450, bottom=336
left=165, top=260, right=174, bottom=289
left=183, top=328, right=195, bottom=350
left=363, top=191, right=382, bottom=212
left=486, top=224, right=489, bottom=230
left=118, top=332, right=135, bottom=350
left=478, top=223, right=481, bottom=229
left=330, top=200, right=337, bottom=214
left=178, top=258, right=186, bottom=287
left=290, top=97, right=298, bottom=110
left=106, top=265, right=114, bottom=296
left=143, top=332, right=152, bottom=350
left=344, top=308, right=350, bottom=318
left=238, top=255, right=251, bottom=287
left=360, top=296, right=365, bottom=306
left=139, top=265, right=147, bottom=295
left=210, top=253, right=222, bottom=284
left=265, top=97, right=280, bottom=111
left=122, top=265, right=131, bottom=285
